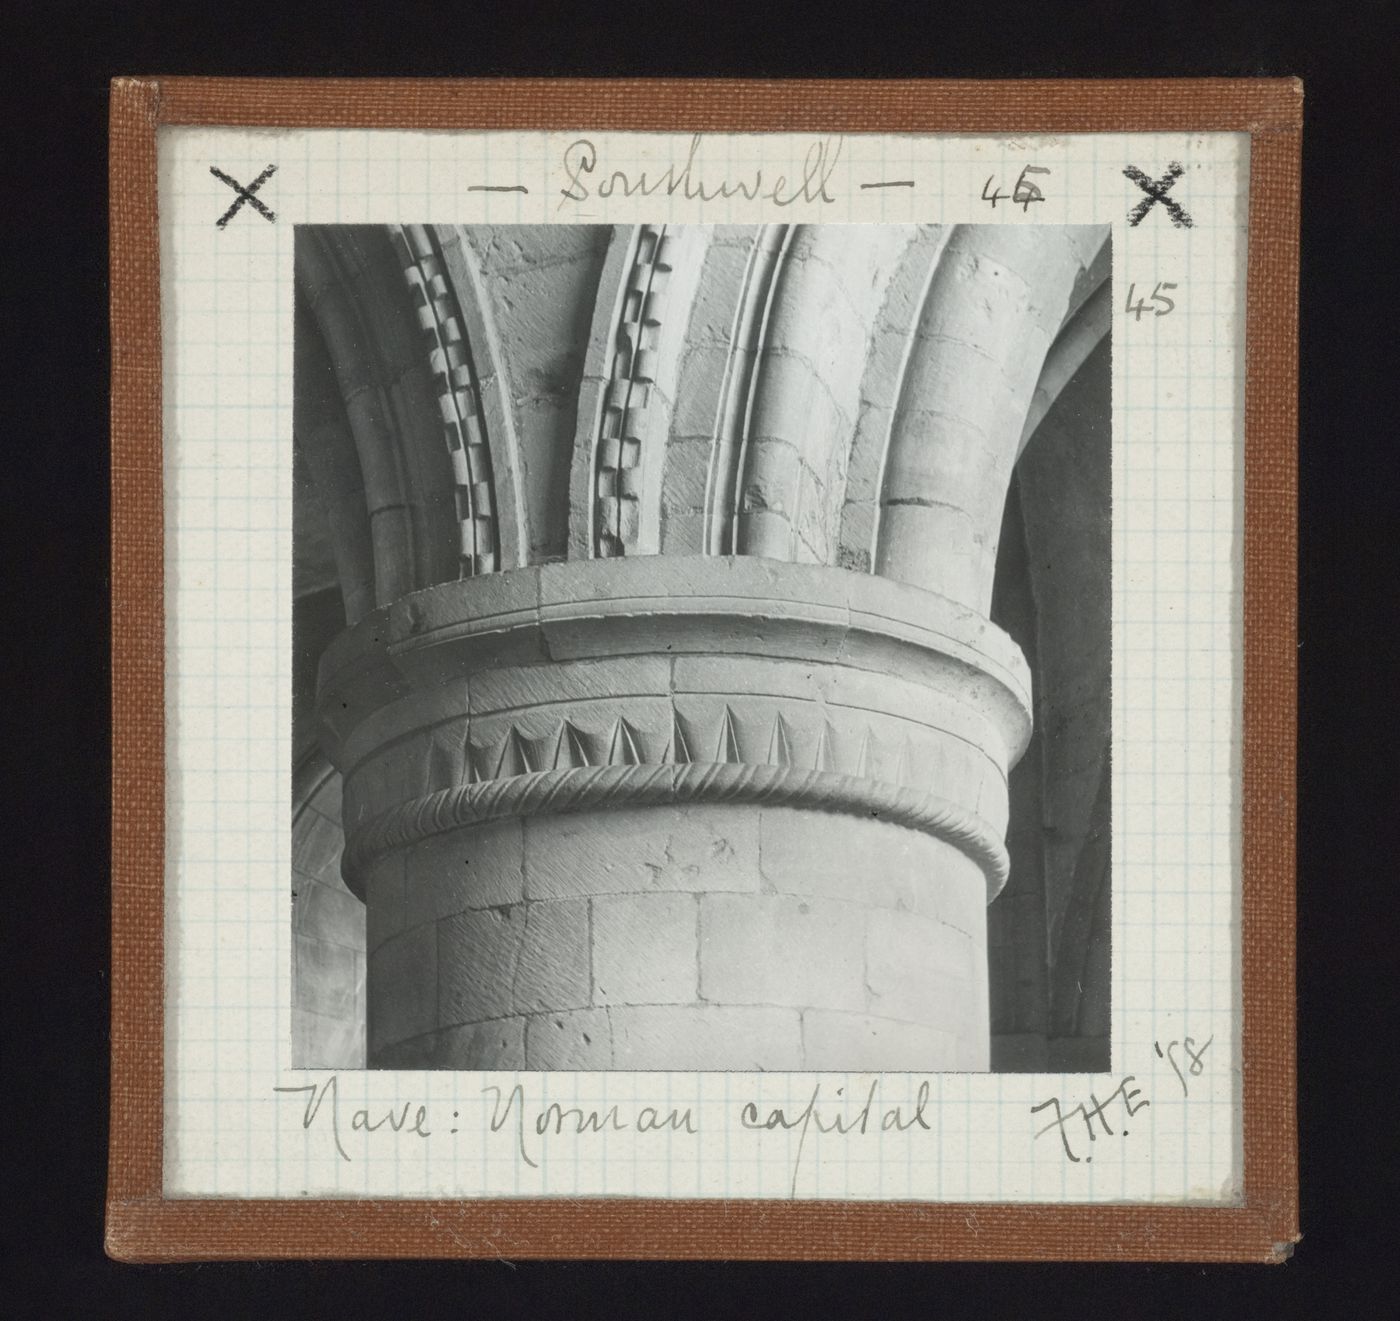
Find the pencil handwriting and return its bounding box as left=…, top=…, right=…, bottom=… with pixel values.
left=559, top=134, right=843, bottom=209
left=274, top=1074, right=430, bottom=1163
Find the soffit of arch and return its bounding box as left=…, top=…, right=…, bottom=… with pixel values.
left=294, top=221, right=1110, bottom=622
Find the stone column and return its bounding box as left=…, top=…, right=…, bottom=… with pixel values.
left=320, top=555, right=1030, bottom=1071
left=298, top=220, right=1108, bottom=1073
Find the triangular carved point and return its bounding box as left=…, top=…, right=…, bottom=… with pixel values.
left=813, top=723, right=837, bottom=773
left=714, top=706, right=742, bottom=765
left=892, top=735, right=914, bottom=786
left=663, top=714, right=692, bottom=765
left=494, top=727, right=535, bottom=779
left=553, top=720, right=591, bottom=771
left=608, top=718, right=643, bottom=766
left=854, top=728, right=876, bottom=779
left=768, top=714, right=793, bottom=768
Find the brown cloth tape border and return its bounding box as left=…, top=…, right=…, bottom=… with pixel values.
left=109, top=77, right=1300, bottom=1262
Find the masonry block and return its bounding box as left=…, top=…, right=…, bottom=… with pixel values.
left=610, top=1004, right=804, bottom=1071
left=801, top=1009, right=959, bottom=1072
left=699, top=894, right=865, bottom=1013
left=363, top=851, right=406, bottom=954
left=404, top=819, right=525, bottom=928
left=759, top=807, right=922, bottom=911
left=670, top=342, right=731, bottom=433
left=434, top=1016, right=527, bottom=1070
left=592, top=892, right=699, bottom=1006
left=294, top=933, right=362, bottom=1021
left=524, top=806, right=762, bottom=899
left=513, top=898, right=592, bottom=1015
left=368, top=922, right=437, bottom=1056
left=659, top=436, right=715, bottom=515
left=525, top=1008, right=614, bottom=1069
left=436, top=906, right=524, bottom=1028
left=864, top=908, right=976, bottom=1027
left=909, top=851, right=988, bottom=936
left=291, top=810, right=344, bottom=887
left=293, top=873, right=365, bottom=950
left=293, top=1006, right=365, bottom=1070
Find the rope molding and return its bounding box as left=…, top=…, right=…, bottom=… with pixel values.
left=342, top=760, right=1010, bottom=898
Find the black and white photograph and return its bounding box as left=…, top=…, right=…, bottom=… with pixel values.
left=291, top=220, right=1112, bottom=1074
left=19, top=0, right=1392, bottom=1276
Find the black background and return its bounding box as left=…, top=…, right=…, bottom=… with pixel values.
left=6, top=1, right=1396, bottom=1314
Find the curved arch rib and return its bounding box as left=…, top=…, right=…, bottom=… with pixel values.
left=293, top=291, right=377, bottom=624
left=733, top=225, right=914, bottom=564
left=1017, top=271, right=1112, bottom=460
left=391, top=224, right=502, bottom=577
left=873, top=224, right=1107, bottom=613
left=837, top=224, right=952, bottom=572
left=294, top=226, right=460, bottom=605
left=704, top=224, right=792, bottom=555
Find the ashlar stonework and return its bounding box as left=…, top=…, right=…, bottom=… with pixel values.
left=292, top=222, right=1112, bottom=1072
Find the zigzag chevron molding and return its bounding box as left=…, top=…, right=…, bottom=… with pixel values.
left=462, top=708, right=928, bottom=791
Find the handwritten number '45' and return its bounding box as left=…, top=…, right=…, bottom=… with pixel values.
left=982, top=165, right=1050, bottom=211
left=1124, top=281, right=1178, bottom=321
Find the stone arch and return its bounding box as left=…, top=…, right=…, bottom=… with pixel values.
left=874, top=224, right=1108, bottom=613
left=447, top=224, right=612, bottom=565
left=390, top=225, right=505, bottom=577
left=435, top=225, right=532, bottom=571
left=293, top=226, right=460, bottom=604
left=837, top=224, right=952, bottom=572
left=1020, top=240, right=1112, bottom=458
left=655, top=224, right=766, bottom=555
left=732, top=225, right=915, bottom=564
left=701, top=223, right=791, bottom=556
left=567, top=224, right=713, bottom=560
left=293, top=291, right=376, bottom=624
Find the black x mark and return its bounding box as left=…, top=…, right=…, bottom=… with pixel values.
left=1123, top=161, right=1193, bottom=229
left=211, top=164, right=278, bottom=228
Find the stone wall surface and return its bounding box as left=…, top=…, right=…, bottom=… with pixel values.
left=363, top=807, right=985, bottom=1071
left=291, top=763, right=365, bottom=1067
left=987, top=337, right=1111, bottom=1069
left=291, top=222, right=1112, bottom=1072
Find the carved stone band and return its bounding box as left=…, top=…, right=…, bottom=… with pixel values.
left=319, top=556, right=1031, bottom=911
left=318, top=556, right=1031, bottom=757
left=343, top=761, right=1012, bottom=899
